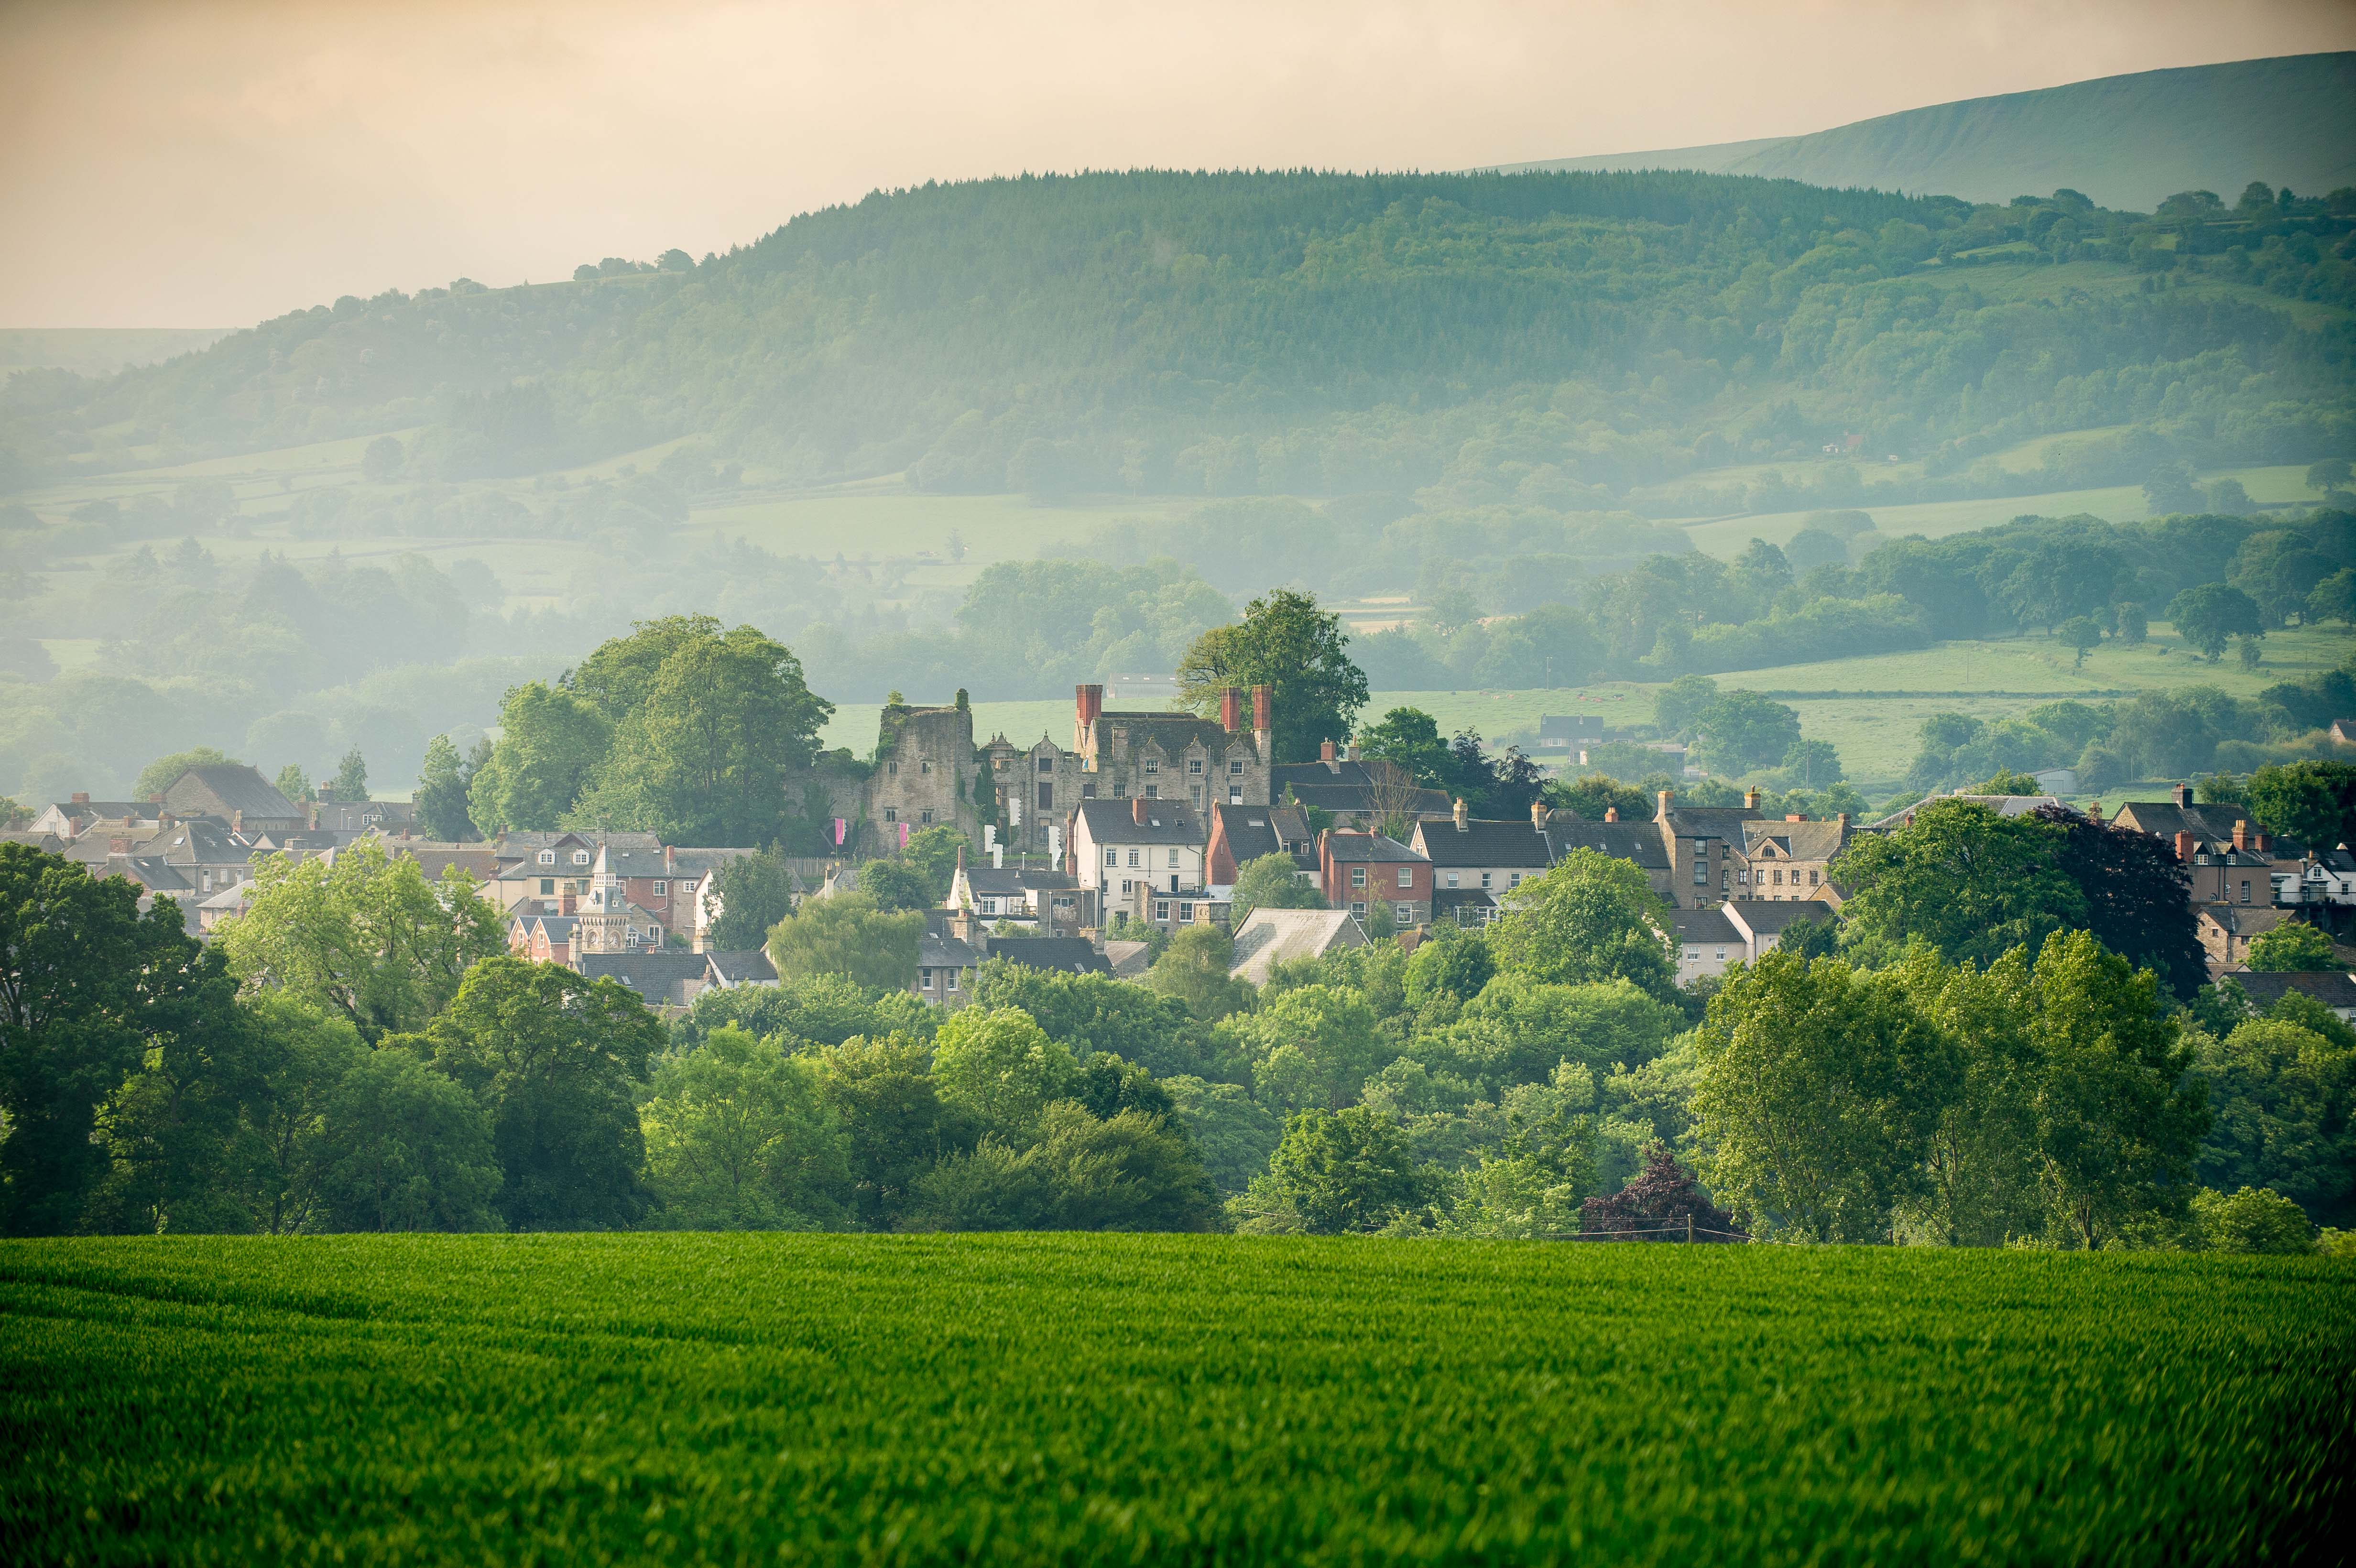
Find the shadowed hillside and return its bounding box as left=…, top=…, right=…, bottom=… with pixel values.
left=1499, top=53, right=2356, bottom=212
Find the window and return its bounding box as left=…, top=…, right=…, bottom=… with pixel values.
left=1685, top=948, right=1699, bottom=960
left=1809, top=869, right=1820, bottom=886
left=1480, top=871, right=1493, bottom=889
left=1230, top=760, right=1244, bottom=776
left=884, top=807, right=897, bottom=823
left=921, top=761, right=932, bottom=775
left=1397, top=867, right=1412, bottom=888
left=1105, top=848, right=1117, bottom=867
left=1167, top=848, right=1180, bottom=866
left=1771, top=870, right=1782, bottom=885
left=539, top=850, right=556, bottom=865
left=1037, top=784, right=1054, bottom=811
left=540, top=877, right=555, bottom=895
left=981, top=897, right=999, bottom=915
left=1144, top=759, right=1158, bottom=775
left=1127, top=849, right=1140, bottom=868
left=1351, top=901, right=1367, bottom=917
left=1178, top=902, right=1193, bottom=921
left=2240, top=880, right=2251, bottom=904
left=921, top=967, right=934, bottom=988
left=1121, top=879, right=1133, bottom=893
left=1508, top=872, right=1521, bottom=887
left=1225, top=785, right=1240, bottom=804
left=1715, top=948, right=1727, bottom=961
left=1081, top=782, right=1096, bottom=798
left=1394, top=902, right=1412, bottom=923
left=1145, top=785, right=1158, bottom=799
left=1722, top=870, right=1731, bottom=890
left=945, top=969, right=958, bottom=992
left=1692, top=857, right=1708, bottom=886
left=1155, top=901, right=1171, bottom=921
left=573, top=850, right=589, bottom=866
left=1446, top=871, right=1460, bottom=888
left=993, top=757, right=1008, bottom=772
left=1738, top=869, right=1750, bottom=884
left=1189, top=759, right=1203, bottom=774
left=1351, top=866, right=1368, bottom=888
left=652, top=881, right=666, bottom=895
left=920, top=809, right=935, bottom=825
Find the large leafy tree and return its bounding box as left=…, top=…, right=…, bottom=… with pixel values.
left=2024, top=929, right=2206, bottom=1249
left=218, top=840, right=505, bottom=1044
left=1220, top=983, right=1389, bottom=1112
left=1354, top=707, right=1456, bottom=790
left=132, top=746, right=235, bottom=801
left=1693, top=691, right=1803, bottom=773
left=412, top=734, right=480, bottom=841
left=2165, top=582, right=2262, bottom=660
left=567, top=619, right=833, bottom=846
left=929, top=1006, right=1079, bottom=1140
left=2193, top=1017, right=2354, bottom=1224
left=1486, top=848, right=1677, bottom=1001
left=766, top=893, right=922, bottom=991
left=1229, top=852, right=1327, bottom=925
left=401, top=956, right=664, bottom=1231
left=2247, top=921, right=2337, bottom=972
left=0, top=843, right=240, bottom=1234
left=969, top=959, right=1215, bottom=1081
left=1692, top=949, right=1957, bottom=1242
left=1145, top=925, right=1256, bottom=1022
left=1178, top=588, right=1367, bottom=763
left=2030, top=806, right=2206, bottom=1000
left=308, top=1048, right=501, bottom=1233
left=706, top=846, right=801, bottom=950
left=639, top=1024, right=853, bottom=1229
left=467, top=680, right=611, bottom=834
left=817, top=1032, right=975, bottom=1229
left=1832, top=800, right=2087, bottom=970
left=2245, top=761, right=2356, bottom=850
left=1247, top=1104, right=1431, bottom=1233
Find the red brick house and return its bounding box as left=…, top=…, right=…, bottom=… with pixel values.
left=1318, top=829, right=1430, bottom=926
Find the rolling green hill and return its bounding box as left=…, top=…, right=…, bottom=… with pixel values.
left=1500, top=53, right=2356, bottom=213
left=0, top=328, right=233, bottom=378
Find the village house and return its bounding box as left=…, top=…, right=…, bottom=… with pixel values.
left=309, top=795, right=418, bottom=834
left=2112, top=785, right=2308, bottom=908
left=1543, top=806, right=1675, bottom=903
left=945, top=850, right=1094, bottom=935
left=914, top=910, right=1113, bottom=1011
left=27, top=795, right=160, bottom=840
left=1655, top=789, right=1767, bottom=908
left=2276, top=847, right=2356, bottom=908
left=2230, top=969, right=2356, bottom=1021
left=1070, top=796, right=1207, bottom=904
left=1317, top=829, right=1430, bottom=926
left=1203, top=801, right=1316, bottom=891
left=1409, top=800, right=1555, bottom=922
left=1731, top=814, right=1854, bottom=904
left=160, top=764, right=306, bottom=838
left=1671, top=906, right=1743, bottom=984
left=1270, top=742, right=1451, bottom=828
left=1072, top=683, right=1276, bottom=812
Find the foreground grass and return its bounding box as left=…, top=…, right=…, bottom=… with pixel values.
left=1, top=1236, right=2348, bottom=1565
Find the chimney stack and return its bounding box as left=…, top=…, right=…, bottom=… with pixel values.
left=1836, top=812, right=1851, bottom=830
left=109, top=836, right=131, bottom=856
left=2175, top=830, right=2196, bottom=862
left=71, top=791, right=89, bottom=805
left=230, top=809, right=243, bottom=835
left=1787, top=813, right=1807, bottom=823
left=2233, top=819, right=2249, bottom=851
left=1604, top=806, right=1619, bottom=822
left=1252, top=684, right=1272, bottom=744
left=2086, top=802, right=2105, bottom=825
left=664, top=845, right=675, bottom=874
left=1220, top=687, right=1243, bottom=732
left=992, top=844, right=1003, bottom=871
left=1531, top=799, right=1548, bottom=829
left=1657, top=789, right=1674, bottom=823
left=1133, top=796, right=1148, bottom=826
left=1743, top=787, right=1760, bottom=811
left=560, top=888, right=577, bottom=915
left=1452, top=798, right=1469, bottom=832
left=2254, top=827, right=2269, bottom=853
left=1346, top=740, right=1360, bottom=762
left=1076, top=683, right=1104, bottom=728
left=2172, top=782, right=2191, bottom=808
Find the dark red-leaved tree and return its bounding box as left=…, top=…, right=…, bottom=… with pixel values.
left=1581, top=1144, right=1745, bottom=1241
left=2030, top=805, right=2207, bottom=1001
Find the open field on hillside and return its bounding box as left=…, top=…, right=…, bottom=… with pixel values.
left=1, top=1234, right=2344, bottom=1565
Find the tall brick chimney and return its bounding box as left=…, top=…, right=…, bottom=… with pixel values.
left=560, top=888, right=577, bottom=915
left=1320, top=739, right=1337, bottom=767
left=2172, top=782, right=2191, bottom=807
left=1531, top=799, right=1548, bottom=829
left=1251, top=684, right=1272, bottom=755
left=1604, top=806, right=1619, bottom=822
left=1076, top=683, right=1103, bottom=725
left=1657, top=790, right=1673, bottom=823
left=2232, top=819, right=2248, bottom=851
left=2174, top=830, right=2196, bottom=862
left=1452, top=798, right=1469, bottom=832
left=1132, top=796, right=1148, bottom=826
left=71, top=791, right=89, bottom=805
left=1743, top=787, right=1760, bottom=811
left=1220, top=686, right=1242, bottom=732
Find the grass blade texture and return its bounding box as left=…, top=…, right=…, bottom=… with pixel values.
left=1, top=1234, right=2348, bottom=1565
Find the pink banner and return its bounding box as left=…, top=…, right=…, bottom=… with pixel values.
left=832, top=817, right=847, bottom=846
left=898, top=821, right=911, bottom=849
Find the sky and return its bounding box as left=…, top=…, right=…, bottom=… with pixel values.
left=4, top=0, right=2354, bottom=328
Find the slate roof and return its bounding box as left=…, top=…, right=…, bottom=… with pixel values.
left=1723, top=899, right=1829, bottom=940
left=920, top=931, right=984, bottom=970
left=982, top=936, right=1113, bottom=977
left=704, top=949, right=778, bottom=985
left=1430, top=888, right=1502, bottom=922
left=1209, top=802, right=1282, bottom=866
left=1865, top=793, right=2061, bottom=830
left=2227, top=970, right=2356, bottom=1013
left=1739, top=819, right=1852, bottom=860
left=1545, top=817, right=1671, bottom=870
left=1660, top=803, right=1767, bottom=841
left=1671, top=907, right=1742, bottom=946
left=146, top=819, right=257, bottom=867
left=1227, top=908, right=1367, bottom=984
left=1323, top=831, right=1428, bottom=864
left=1103, top=940, right=1155, bottom=981
left=1409, top=817, right=1553, bottom=869
left=1100, top=711, right=1241, bottom=755
left=2200, top=906, right=2295, bottom=938
left=1075, top=798, right=1205, bottom=846
left=1, top=830, right=71, bottom=853
left=577, top=950, right=711, bottom=1005
left=389, top=843, right=501, bottom=883
left=161, top=765, right=302, bottom=824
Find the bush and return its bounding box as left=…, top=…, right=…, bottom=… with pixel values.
left=2191, top=1186, right=2315, bottom=1254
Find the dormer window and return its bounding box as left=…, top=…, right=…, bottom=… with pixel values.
left=1143, top=759, right=1158, bottom=775
left=572, top=850, right=589, bottom=866
left=538, top=850, right=556, bottom=865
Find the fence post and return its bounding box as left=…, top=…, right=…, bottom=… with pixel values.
left=1686, top=1212, right=1694, bottom=1245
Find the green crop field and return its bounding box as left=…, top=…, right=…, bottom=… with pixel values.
left=0, top=1236, right=2345, bottom=1565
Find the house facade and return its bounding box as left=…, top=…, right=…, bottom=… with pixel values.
left=1317, top=830, right=1430, bottom=926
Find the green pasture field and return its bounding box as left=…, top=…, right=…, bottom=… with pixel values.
left=689, top=485, right=1196, bottom=566
left=0, top=1235, right=2345, bottom=1565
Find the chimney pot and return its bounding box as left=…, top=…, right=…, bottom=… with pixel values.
left=1604, top=806, right=1619, bottom=822
left=1837, top=813, right=1851, bottom=828
left=1133, top=796, right=1148, bottom=826
left=1452, top=797, right=1469, bottom=832
left=2172, top=782, right=2191, bottom=808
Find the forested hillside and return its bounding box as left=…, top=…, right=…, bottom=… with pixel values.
left=6, top=168, right=2350, bottom=500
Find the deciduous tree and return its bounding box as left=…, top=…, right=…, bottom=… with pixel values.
left=1178, top=588, right=1367, bottom=762
left=1487, top=848, right=1677, bottom=1001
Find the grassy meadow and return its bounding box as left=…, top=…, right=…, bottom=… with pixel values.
left=1, top=1234, right=2345, bottom=1565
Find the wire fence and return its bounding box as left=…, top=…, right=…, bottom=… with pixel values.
left=1540, top=1220, right=1753, bottom=1243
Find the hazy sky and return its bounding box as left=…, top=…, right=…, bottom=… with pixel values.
left=5, top=0, right=2353, bottom=327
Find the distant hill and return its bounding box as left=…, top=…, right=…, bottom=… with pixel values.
left=0, top=327, right=233, bottom=377
left=1495, top=53, right=2356, bottom=211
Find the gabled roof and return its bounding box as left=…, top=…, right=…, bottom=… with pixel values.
left=578, top=950, right=709, bottom=1005
left=1227, top=907, right=1367, bottom=984
left=161, top=765, right=302, bottom=823
left=1103, top=940, right=1155, bottom=981
left=1670, top=907, right=1741, bottom=946
left=920, top=931, right=984, bottom=969
left=1209, top=802, right=1282, bottom=866
left=1723, top=899, right=1830, bottom=940
left=1660, top=803, right=1766, bottom=840
left=143, top=818, right=254, bottom=866
left=1324, top=830, right=1428, bottom=864
left=705, top=949, right=778, bottom=985
left=519, top=915, right=579, bottom=943
left=1409, top=817, right=1552, bottom=869
left=1073, top=798, right=1205, bottom=846
left=1739, top=819, right=1851, bottom=860
left=982, top=936, right=1113, bottom=977
left=2200, top=906, right=2295, bottom=937
left=2226, top=970, right=2356, bottom=1012
left=1545, top=818, right=1670, bottom=871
